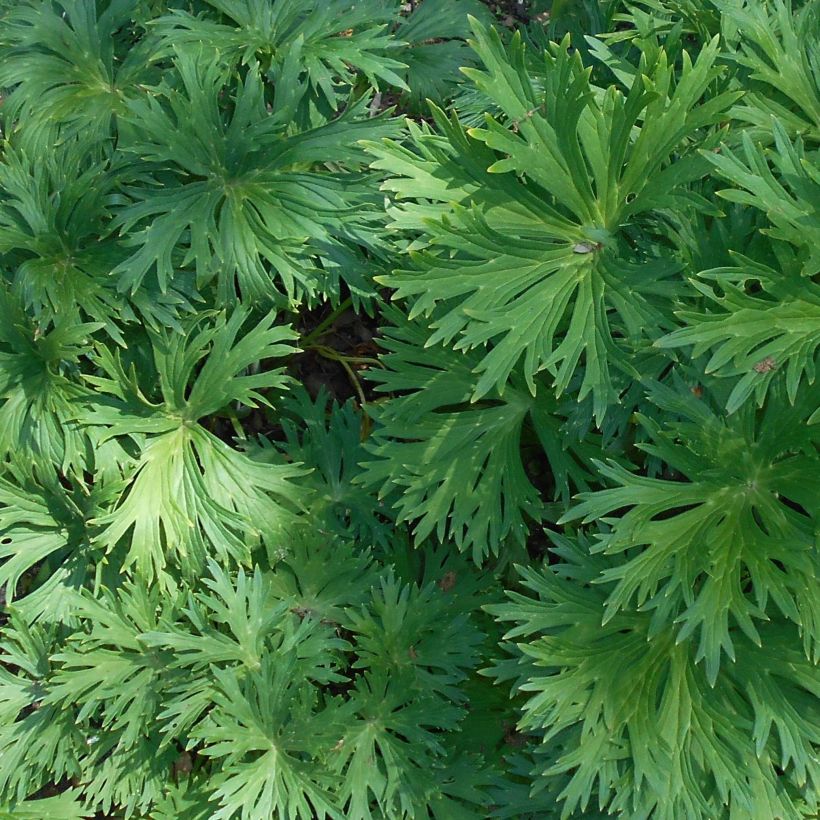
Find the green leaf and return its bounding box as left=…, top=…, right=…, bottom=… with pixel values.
left=359, top=313, right=593, bottom=562
left=395, top=0, right=494, bottom=107
left=0, top=463, right=107, bottom=624
left=150, top=0, right=408, bottom=106
left=192, top=653, right=341, bottom=820
left=0, top=790, right=91, bottom=819
left=85, top=311, right=306, bottom=582
left=347, top=573, right=484, bottom=700
left=0, top=617, right=84, bottom=804
left=331, top=569, right=490, bottom=818
left=657, top=254, right=820, bottom=411
left=329, top=671, right=456, bottom=819
left=0, top=0, right=156, bottom=150
left=486, top=536, right=820, bottom=819
left=0, top=140, right=129, bottom=342
left=140, top=560, right=346, bottom=678
left=561, top=383, right=819, bottom=683
left=46, top=583, right=177, bottom=753
left=370, top=21, right=738, bottom=418
left=78, top=732, right=178, bottom=818
left=0, top=289, right=99, bottom=474
left=113, top=51, right=396, bottom=305
left=273, top=387, right=393, bottom=547
left=144, top=774, right=214, bottom=820
left=716, top=0, right=820, bottom=142
left=91, top=421, right=305, bottom=583
left=705, top=121, right=820, bottom=272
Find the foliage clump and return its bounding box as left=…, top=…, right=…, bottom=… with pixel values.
left=0, top=0, right=816, bottom=818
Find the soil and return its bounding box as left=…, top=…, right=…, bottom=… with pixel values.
left=291, top=297, right=383, bottom=405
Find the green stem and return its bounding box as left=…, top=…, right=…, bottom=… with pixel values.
left=307, top=344, right=383, bottom=439
left=337, top=356, right=368, bottom=409
left=299, top=297, right=353, bottom=347
left=306, top=344, right=382, bottom=367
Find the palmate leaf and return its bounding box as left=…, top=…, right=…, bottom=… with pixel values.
left=273, top=387, right=393, bottom=548
left=136, top=545, right=483, bottom=820
left=604, top=0, right=722, bottom=43
left=424, top=753, right=498, bottom=820
left=174, top=550, right=492, bottom=820
left=0, top=134, right=193, bottom=336
left=347, top=573, right=484, bottom=701
left=397, top=40, right=471, bottom=109
left=0, top=616, right=84, bottom=804
left=394, top=0, right=494, bottom=108
left=361, top=342, right=542, bottom=561
left=0, top=0, right=156, bottom=150
left=43, top=557, right=351, bottom=817
left=562, top=382, right=819, bottom=684
left=84, top=310, right=306, bottom=583
left=150, top=0, right=408, bottom=107
left=261, top=536, right=379, bottom=626
left=363, top=111, right=507, bottom=234
left=112, top=50, right=396, bottom=308
left=45, top=581, right=180, bottom=725
left=191, top=652, right=341, bottom=820
left=0, top=289, right=98, bottom=474
left=359, top=311, right=595, bottom=562
left=0, top=140, right=129, bottom=341
left=369, top=20, right=739, bottom=419
left=141, top=560, right=349, bottom=685
left=487, top=751, right=596, bottom=820
left=0, top=528, right=494, bottom=817
left=329, top=671, right=461, bottom=820
left=486, top=538, right=820, bottom=820
left=41, top=587, right=183, bottom=819
left=658, top=253, right=820, bottom=411
left=0, top=462, right=107, bottom=624
left=0, top=790, right=91, bottom=819
left=331, top=572, right=490, bottom=819
left=146, top=774, right=214, bottom=820
left=659, top=121, right=820, bottom=410
left=705, top=120, right=820, bottom=272
left=78, top=732, right=178, bottom=819
left=716, top=0, right=820, bottom=142
left=50, top=562, right=339, bottom=752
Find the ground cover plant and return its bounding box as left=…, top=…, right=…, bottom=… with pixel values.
left=0, top=0, right=817, bottom=817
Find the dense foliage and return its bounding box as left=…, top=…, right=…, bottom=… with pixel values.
left=0, top=0, right=817, bottom=817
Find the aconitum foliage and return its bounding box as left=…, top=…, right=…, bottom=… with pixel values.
left=0, top=1, right=817, bottom=818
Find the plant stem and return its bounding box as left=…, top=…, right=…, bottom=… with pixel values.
left=299, top=297, right=353, bottom=347
left=307, top=344, right=384, bottom=438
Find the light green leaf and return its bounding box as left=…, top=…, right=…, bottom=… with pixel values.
left=562, top=384, right=819, bottom=682
left=85, top=312, right=306, bottom=582
left=370, top=20, right=737, bottom=418
left=716, top=0, right=820, bottom=142
left=0, top=790, right=91, bottom=819
left=658, top=252, right=820, bottom=411
left=193, top=654, right=340, bottom=820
